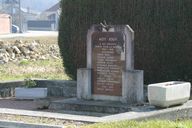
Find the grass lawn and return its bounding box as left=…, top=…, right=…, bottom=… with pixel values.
left=0, top=59, right=70, bottom=81
left=82, top=120, right=192, bottom=128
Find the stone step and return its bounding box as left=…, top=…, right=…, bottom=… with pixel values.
left=49, top=98, right=132, bottom=114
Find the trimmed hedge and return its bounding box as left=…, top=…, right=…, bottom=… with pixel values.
left=58, top=0, right=192, bottom=83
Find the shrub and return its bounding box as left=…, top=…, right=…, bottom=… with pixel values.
left=24, top=78, right=37, bottom=88
left=59, top=0, right=192, bottom=83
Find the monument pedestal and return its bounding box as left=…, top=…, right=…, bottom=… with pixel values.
left=49, top=98, right=132, bottom=114
left=77, top=68, right=143, bottom=104
left=122, top=70, right=144, bottom=104
left=77, top=68, right=92, bottom=100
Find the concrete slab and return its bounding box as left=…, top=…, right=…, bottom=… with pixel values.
left=0, top=120, right=62, bottom=128
left=101, top=100, right=192, bottom=122
left=52, top=110, right=111, bottom=117
left=49, top=98, right=132, bottom=114
left=0, top=98, right=192, bottom=124
left=0, top=108, right=100, bottom=123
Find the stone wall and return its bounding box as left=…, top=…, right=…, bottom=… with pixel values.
left=0, top=40, right=60, bottom=64
left=0, top=80, right=77, bottom=98
left=0, top=80, right=24, bottom=97
left=0, top=79, right=151, bottom=101
left=35, top=80, right=77, bottom=97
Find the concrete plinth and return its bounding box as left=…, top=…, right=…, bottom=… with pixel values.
left=77, top=68, right=92, bottom=100
left=49, top=98, right=131, bottom=114
left=77, top=68, right=144, bottom=104
left=122, top=70, right=144, bottom=104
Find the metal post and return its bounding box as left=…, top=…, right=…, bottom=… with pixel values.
left=19, top=0, right=22, bottom=33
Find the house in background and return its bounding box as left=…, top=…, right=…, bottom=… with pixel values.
left=21, top=7, right=40, bottom=31
left=1, top=0, right=60, bottom=31
left=46, top=3, right=60, bottom=30
left=27, top=20, right=56, bottom=31
left=0, top=0, right=18, bottom=25
left=0, top=0, right=40, bottom=32
left=27, top=2, right=60, bottom=31
left=0, top=14, right=11, bottom=34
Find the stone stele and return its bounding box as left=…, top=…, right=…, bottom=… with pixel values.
left=77, top=25, right=144, bottom=104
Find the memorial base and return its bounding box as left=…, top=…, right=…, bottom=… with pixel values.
left=77, top=68, right=144, bottom=104
left=49, top=98, right=132, bottom=114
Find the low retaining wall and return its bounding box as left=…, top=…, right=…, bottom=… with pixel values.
left=0, top=80, right=24, bottom=97
left=35, top=80, right=76, bottom=97
left=0, top=80, right=77, bottom=98
left=0, top=80, right=150, bottom=101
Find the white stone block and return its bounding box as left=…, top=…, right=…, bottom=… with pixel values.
left=15, top=88, right=47, bottom=99
left=148, top=81, right=191, bottom=107
left=122, top=70, right=144, bottom=104
left=77, top=68, right=92, bottom=100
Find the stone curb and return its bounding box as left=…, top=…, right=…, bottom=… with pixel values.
left=0, top=108, right=100, bottom=123
left=0, top=120, right=62, bottom=128
left=0, top=99, right=192, bottom=125
left=100, top=101, right=192, bottom=122
left=134, top=106, right=192, bottom=121
left=0, top=101, right=192, bottom=124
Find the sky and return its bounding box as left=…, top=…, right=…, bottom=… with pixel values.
left=20, top=0, right=59, bottom=12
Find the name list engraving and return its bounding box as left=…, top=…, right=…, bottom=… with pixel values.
left=92, top=32, right=125, bottom=96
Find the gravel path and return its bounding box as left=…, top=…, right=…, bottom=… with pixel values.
left=0, top=98, right=37, bottom=110
left=0, top=98, right=88, bottom=127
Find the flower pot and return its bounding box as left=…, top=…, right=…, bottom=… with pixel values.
left=15, top=87, right=47, bottom=100
left=148, top=81, right=191, bottom=107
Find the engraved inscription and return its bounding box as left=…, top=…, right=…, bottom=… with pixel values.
left=92, top=32, right=125, bottom=96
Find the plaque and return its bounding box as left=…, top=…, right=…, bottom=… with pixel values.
left=92, top=32, right=125, bottom=96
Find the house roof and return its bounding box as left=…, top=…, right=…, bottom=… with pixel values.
left=45, top=2, right=60, bottom=12
left=0, top=13, right=11, bottom=18
left=21, top=8, right=40, bottom=15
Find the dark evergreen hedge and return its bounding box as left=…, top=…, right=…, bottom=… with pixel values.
left=58, top=0, right=192, bottom=83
